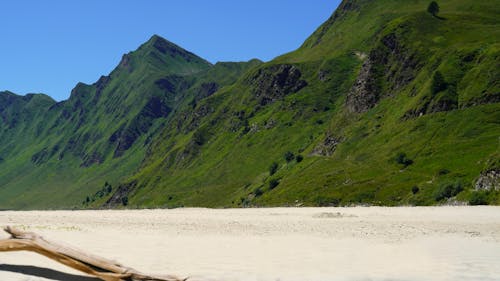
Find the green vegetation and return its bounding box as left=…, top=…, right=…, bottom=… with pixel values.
left=395, top=152, right=414, bottom=168
left=269, top=162, right=279, bottom=176
left=269, top=179, right=280, bottom=190
left=469, top=191, right=488, bottom=205
left=434, top=181, right=463, bottom=201
left=284, top=151, right=295, bottom=163
left=0, top=0, right=499, bottom=209
left=427, top=1, right=440, bottom=17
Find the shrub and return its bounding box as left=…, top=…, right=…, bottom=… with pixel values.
left=269, top=179, right=280, bottom=190
left=296, top=154, right=304, bottom=163
left=427, top=1, right=440, bottom=17
left=412, top=186, right=420, bottom=194
left=469, top=191, right=488, bottom=205
left=315, top=196, right=340, bottom=207
left=121, top=196, right=129, bottom=206
left=431, top=71, right=447, bottom=95
left=395, top=152, right=413, bottom=167
left=438, top=168, right=450, bottom=175
left=434, top=181, right=463, bottom=201
left=254, top=188, right=264, bottom=197
left=269, top=162, right=279, bottom=175
left=284, top=151, right=295, bottom=163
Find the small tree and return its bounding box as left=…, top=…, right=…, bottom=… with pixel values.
left=121, top=196, right=129, bottom=206
left=269, top=179, right=280, bottom=190
left=395, top=152, right=413, bottom=167
left=284, top=151, right=295, bottom=163
left=431, top=71, right=447, bottom=94
left=269, top=162, right=279, bottom=176
left=427, top=1, right=440, bottom=17
left=412, top=185, right=420, bottom=194
left=296, top=154, right=304, bottom=163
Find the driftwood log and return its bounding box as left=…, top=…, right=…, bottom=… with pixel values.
left=0, top=226, right=187, bottom=281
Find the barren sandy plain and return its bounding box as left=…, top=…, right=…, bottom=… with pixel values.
left=1, top=207, right=500, bottom=281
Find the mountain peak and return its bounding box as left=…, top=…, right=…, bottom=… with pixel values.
left=144, top=34, right=198, bottom=58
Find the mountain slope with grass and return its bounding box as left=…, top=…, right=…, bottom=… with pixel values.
left=0, top=0, right=498, bottom=209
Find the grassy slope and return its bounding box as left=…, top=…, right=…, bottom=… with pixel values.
left=122, top=0, right=499, bottom=208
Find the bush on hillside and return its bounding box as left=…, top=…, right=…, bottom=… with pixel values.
left=269, top=178, right=280, bottom=190
left=296, top=154, right=304, bottom=163
left=427, top=1, right=440, bottom=17
left=412, top=185, right=420, bottom=194
left=469, top=191, right=488, bottom=205
left=121, top=196, right=129, bottom=206
left=431, top=71, right=447, bottom=95
left=284, top=151, right=295, bottom=163
left=395, top=152, right=414, bottom=167
left=269, top=162, right=279, bottom=175
left=434, top=180, right=463, bottom=201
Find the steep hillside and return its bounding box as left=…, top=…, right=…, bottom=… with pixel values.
left=0, top=36, right=260, bottom=209
left=121, top=0, right=499, bottom=208
left=0, top=0, right=498, bottom=209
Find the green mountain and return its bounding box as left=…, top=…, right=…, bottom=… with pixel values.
left=0, top=0, right=499, bottom=209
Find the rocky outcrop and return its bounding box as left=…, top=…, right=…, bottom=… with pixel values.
left=31, top=148, right=49, bottom=165
left=346, top=58, right=379, bottom=113
left=92, top=75, right=110, bottom=101
left=151, top=35, right=200, bottom=63
left=311, top=135, right=342, bottom=156
left=155, top=75, right=191, bottom=95
left=80, top=151, right=104, bottom=167
left=347, top=33, right=420, bottom=113
left=111, top=97, right=171, bottom=157
left=103, top=180, right=137, bottom=207
left=250, top=64, right=307, bottom=105
left=475, top=169, right=500, bottom=191
left=118, top=53, right=133, bottom=72
left=197, top=82, right=219, bottom=99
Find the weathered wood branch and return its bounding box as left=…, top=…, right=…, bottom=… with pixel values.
left=0, top=226, right=188, bottom=281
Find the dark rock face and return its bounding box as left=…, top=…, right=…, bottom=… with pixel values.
left=311, top=135, right=342, bottom=156
left=93, top=75, right=110, bottom=101
left=380, top=33, right=420, bottom=94
left=428, top=95, right=458, bottom=113
left=463, top=93, right=500, bottom=108
left=475, top=169, right=500, bottom=191
left=198, top=82, right=219, bottom=99
left=31, top=148, right=49, bottom=165
left=119, top=53, right=132, bottom=72
left=346, top=58, right=379, bottom=113
left=347, top=33, right=420, bottom=113
left=111, top=97, right=171, bottom=158
left=250, top=64, right=307, bottom=105
left=155, top=75, right=191, bottom=94
left=103, top=180, right=137, bottom=207
left=80, top=151, right=103, bottom=167
left=152, top=36, right=197, bottom=62
left=142, top=96, right=172, bottom=119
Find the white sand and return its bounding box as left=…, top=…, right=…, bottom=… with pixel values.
left=1, top=207, right=499, bottom=281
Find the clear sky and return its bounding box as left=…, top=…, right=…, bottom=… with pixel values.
left=0, top=1, right=340, bottom=101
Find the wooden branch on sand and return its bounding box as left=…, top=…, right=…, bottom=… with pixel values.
left=0, top=226, right=187, bottom=281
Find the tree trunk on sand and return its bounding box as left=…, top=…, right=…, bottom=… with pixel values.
left=0, top=226, right=187, bottom=281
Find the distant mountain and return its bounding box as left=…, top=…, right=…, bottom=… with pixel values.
left=0, top=0, right=498, bottom=209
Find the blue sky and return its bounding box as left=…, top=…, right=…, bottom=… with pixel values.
left=0, top=1, right=340, bottom=101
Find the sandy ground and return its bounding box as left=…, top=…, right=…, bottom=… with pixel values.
left=0, top=207, right=500, bottom=281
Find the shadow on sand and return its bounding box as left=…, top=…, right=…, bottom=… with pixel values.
left=0, top=264, right=100, bottom=281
